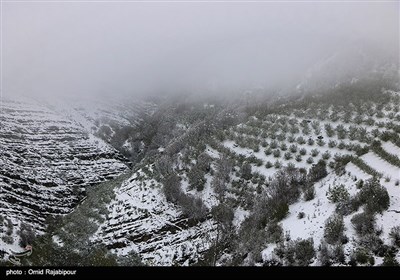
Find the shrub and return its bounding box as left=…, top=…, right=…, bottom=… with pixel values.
left=274, top=160, right=282, bottom=169
left=284, top=152, right=293, bottom=160
left=297, top=212, right=305, bottom=219
left=351, top=247, right=374, bottom=265
left=18, top=223, right=36, bottom=247
left=295, top=155, right=302, bottom=162
left=2, top=235, right=13, bottom=244
left=273, top=149, right=281, bottom=158
left=307, top=138, right=315, bottom=146
left=354, top=115, right=363, bottom=124
left=331, top=245, right=345, bottom=264
left=365, top=117, right=375, bottom=126
left=240, top=163, right=253, bottom=181
left=289, top=144, right=298, bottom=153
left=277, top=134, right=286, bottom=142
left=318, top=242, right=331, bottom=266
left=270, top=140, right=278, bottom=149
left=358, top=233, right=385, bottom=256
left=310, top=149, right=319, bottom=157
left=188, top=166, right=206, bottom=191
left=303, top=186, right=316, bottom=201
left=326, top=129, right=335, bottom=138
left=335, top=196, right=361, bottom=216
left=337, top=141, right=346, bottom=150
left=336, top=125, right=347, bottom=140
left=328, top=141, right=337, bottom=149
left=358, top=178, right=390, bottom=214
left=303, top=127, right=311, bottom=135
left=389, top=226, right=400, bottom=247
left=280, top=143, right=288, bottom=151
left=355, top=146, right=369, bottom=156
left=288, top=135, right=296, bottom=143
left=351, top=212, right=376, bottom=236
left=265, top=161, right=273, bottom=169
left=261, top=140, right=268, bottom=147
left=272, top=202, right=289, bottom=221
left=264, top=148, right=272, bottom=156
left=371, top=128, right=380, bottom=138
left=266, top=222, right=284, bottom=243
left=324, top=214, right=345, bottom=245
left=297, top=136, right=306, bottom=145
left=311, top=120, right=320, bottom=130
left=327, top=185, right=349, bottom=204
left=211, top=204, right=234, bottom=227
left=306, top=157, right=314, bottom=164
left=308, top=160, right=328, bottom=183
left=287, top=162, right=296, bottom=170
left=322, top=151, right=331, bottom=160
left=382, top=253, right=400, bottom=266
left=317, top=139, right=325, bottom=146
left=5, top=218, right=13, bottom=236
left=286, top=238, right=315, bottom=266
left=299, top=148, right=307, bottom=156
left=163, top=174, right=208, bottom=221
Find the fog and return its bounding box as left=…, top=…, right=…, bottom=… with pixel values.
left=2, top=1, right=398, bottom=100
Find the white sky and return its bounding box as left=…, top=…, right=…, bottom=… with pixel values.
left=2, top=1, right=399, bottom=98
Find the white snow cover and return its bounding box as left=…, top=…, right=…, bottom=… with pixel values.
left=0, top=95, right=128, bottom=251
left=361, top=152, right=400, bottom=179
left=345, top=162, right=372, bottom=181
left=233, top=207, right=249, bottom=228
left=381, top=141, right=400, bottom=157
left=92, top=169, right=217, bottom=265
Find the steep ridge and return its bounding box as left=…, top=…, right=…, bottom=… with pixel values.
left=0, top=95, right=128, bottom=252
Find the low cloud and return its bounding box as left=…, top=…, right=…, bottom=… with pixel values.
left=3, top=1, right=398, bottom=99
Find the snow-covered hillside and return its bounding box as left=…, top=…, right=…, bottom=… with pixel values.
left=91, top=167, right=217, bottom=266
left=1, top=86, right=399, bottom=266
left=0, top=95, right=129, bottom=255
left=46, top=95, right=157, bottom=142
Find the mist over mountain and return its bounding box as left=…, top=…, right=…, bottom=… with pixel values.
left=1, top=1, right=399, bottom=269
left=3, top=1, right=398, bottom=102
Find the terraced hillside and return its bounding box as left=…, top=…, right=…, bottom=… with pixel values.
left=6, top=85, right=400, bottom=266
left=0, top=95, right=129, bottom=255
left=87, top=87, right=399, bottom=266
left=217, top=89, right=400, bottom=265
left=50, top=96, right=158, bottom=144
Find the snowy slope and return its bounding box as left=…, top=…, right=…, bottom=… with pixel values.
left=92, top=168, right=217, bottom=266
left=47, top=95, right=157, bottom=142
left=0, top=95, right=128, bottom=254
left=220, top=92, right=400, bottom=265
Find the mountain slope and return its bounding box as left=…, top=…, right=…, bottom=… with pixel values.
left=0, top=95, right=128, bottom=254
left=2, top=82, right=399, bottom=266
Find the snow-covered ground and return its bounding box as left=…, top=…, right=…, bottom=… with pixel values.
left=0, top=95, right=128, bottom=253
left=382, top=141, right=400, bottom=157
left=92, top=169, right=217, bottom=265
left=346, top=162, right=372, bottom=181
left=225, top=104, right=400, bottom=265
left=361, top=152, right=400, bottom=179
